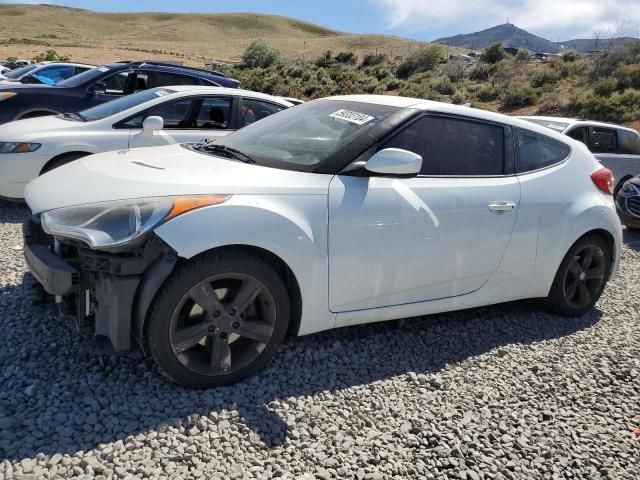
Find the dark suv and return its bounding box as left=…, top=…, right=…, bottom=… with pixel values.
left=0, top=61, right=239, bottom=124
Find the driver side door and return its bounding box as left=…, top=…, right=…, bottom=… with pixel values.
left=329, top=114, right=520, bottom=316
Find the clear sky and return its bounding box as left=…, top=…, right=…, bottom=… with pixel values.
left=3, top=0, right=639, bottom=41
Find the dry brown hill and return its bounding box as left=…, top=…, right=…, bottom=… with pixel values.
left=0, top=3, right=441, bottom=66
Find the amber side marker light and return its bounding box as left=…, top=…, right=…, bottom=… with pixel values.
left=166, top=195, right=231, bottom=221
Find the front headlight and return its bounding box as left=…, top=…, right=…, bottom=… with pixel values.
left=0, top=92, right=16, bottom=102
left=0, top=142, right=41, bottom=153
left=41, top=195, right=230, bottom=249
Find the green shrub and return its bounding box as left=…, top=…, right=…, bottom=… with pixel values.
left=571, top=88, right=640, bottom=122
left=242, top=40, right=281, bottom=68
left=502, top=82, right=538, bottom=108
left=593, top=78, right=617, bottom=97
left=562, top=51, right=579, bottom=62
left=335, top=51, right=357, bottom=65
left=469, top=63, right=493, bottom=81
left=442, top=62, right=465, bottom=82
left=515, top=49, right=530, bottom=62
left=451, top=89, right=469, bottom=104
left=538, top=90, right=569, bottom=114
left=361, top=53, right=386, bottom=67
left=432, top=76, right=455, bottom=95
left=528, top=67, right=559, bottom=87
left=614, top=64, right=640, bottom=90
left=477, top=84, right=498, bottom=101
left=33, top=49, right=69, bottom=62
left=396, top=44, right=444, bottom=79
left=480, top=43, right=505, bottom=64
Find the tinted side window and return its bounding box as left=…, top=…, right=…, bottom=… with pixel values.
left=617, top=130, right=640, bottom=155
left=567, top=127, right=588, bottom=145
left=195, top=98, right=233, bottom=129
left=99, top=71, right=131, bottom=95
left=516, top=128, right=570, bottom=173
left=151, top=72, right=200, bottom=87
left=241, top=98, right=285, bottom=127
left=122, top=99, right=194, bottom=129
left=382, top=116, right=505, bottom=176
left=590, top=127, right=617, bottom=153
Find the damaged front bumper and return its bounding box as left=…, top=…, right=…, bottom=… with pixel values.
left=23, top=217, right=178, bottom=352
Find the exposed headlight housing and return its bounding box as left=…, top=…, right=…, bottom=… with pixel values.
left=41, top=195, right=230, bottom=249
left=0, top=142, right=41, bottom=153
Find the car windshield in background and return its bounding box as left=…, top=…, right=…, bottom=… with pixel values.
left=4, top=64, right=37, bottom=79
left=521, top=118, right=570, bottom=132
left=76, top=88, right=176, bottom=122
left=56, top=67, right=107, bottom=87
left=199, top=100, right=400, bottom=172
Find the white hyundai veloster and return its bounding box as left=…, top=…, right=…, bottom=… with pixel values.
left=23, top=95, right=622, bottom=387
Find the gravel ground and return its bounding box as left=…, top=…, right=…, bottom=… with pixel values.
left=0, top=202, right=638, bottom=480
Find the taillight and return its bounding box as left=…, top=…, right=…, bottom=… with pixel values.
left=591, top=167, right=614, bottom=195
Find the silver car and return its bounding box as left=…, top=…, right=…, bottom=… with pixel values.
left=519, top=116, right=640, bottom=196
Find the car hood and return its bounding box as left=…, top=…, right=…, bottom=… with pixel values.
left=26, top=143, right=332, bottom=213
left=0, top=114, right=80, bottom=140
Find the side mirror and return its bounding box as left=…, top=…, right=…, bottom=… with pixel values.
left=90, top=81, right=107, bottom=94
left=20, top=74, right=39, bottom=84
left=142, top=116, right=163, bottom=135
left=365, top=148, right=422, bottom=177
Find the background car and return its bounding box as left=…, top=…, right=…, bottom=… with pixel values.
left=0, top=62, right=96, bottom=85
left=0, top=65, right=10, bottom=77
left=519, top=116, right=640, bottom=196
left=23, top=95, right=621, bottom=387
left=2, top=59, right=31, bottom=70
left=0, top=61, right=239, bottom=124
left=0, top=86, right=291, bottom=201
left=615, top=176, right=640, bottom=230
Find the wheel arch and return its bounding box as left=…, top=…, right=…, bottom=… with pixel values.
left=39, top=151, right=92, bottom=175
left=614, top=175, right=633, bottom=197
left=134, top=243, right=303, bottom=355
left=14, top=107, right=61, bottom=121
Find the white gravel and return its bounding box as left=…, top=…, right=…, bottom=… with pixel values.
left=0, top=202, right=639, bottom=480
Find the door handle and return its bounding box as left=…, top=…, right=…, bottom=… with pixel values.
left=488, top=201, right=517, bottom=212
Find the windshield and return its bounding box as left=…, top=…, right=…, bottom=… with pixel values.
left=76, top=88, right=176, bottom=122
left=521, top=118, right=570, bottom=132
left=56, top=67, right=107, bottom=87
left=199, top=99, right=400, bottom=172
left=4, top=64, right=37, bottom=79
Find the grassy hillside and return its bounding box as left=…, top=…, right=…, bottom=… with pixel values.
left=0, top=4, right=441, bottom=65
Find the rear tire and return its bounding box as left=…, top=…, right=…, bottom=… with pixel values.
left=146, top=250, right=290, bottom=388
left=545, top=234, right=611, bottom=316
left=40, top=152, right=88, bottom=175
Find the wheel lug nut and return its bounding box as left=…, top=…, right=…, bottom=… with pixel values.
left=228, top=308, right=236, bottom=316
left=208, top=325, right=215, bottom=333
left=213, top=311, right=221, bottom=318
left=220, top=332, right=228, bottom=339
left=232, top=322, right=240, bottom=329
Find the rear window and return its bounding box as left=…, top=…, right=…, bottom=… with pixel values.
left=617, top=129, right=640, bottom=155
left=516, top=128, right=570, bottom=173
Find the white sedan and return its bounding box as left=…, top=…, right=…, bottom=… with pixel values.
left=0, top=86, right=293, bottom=200
left=23, top=95, right=622, bottom=388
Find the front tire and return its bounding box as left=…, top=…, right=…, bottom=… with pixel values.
left=545, top=234, right=611, bottom=316
left=146, top=250, right=290, bottom=388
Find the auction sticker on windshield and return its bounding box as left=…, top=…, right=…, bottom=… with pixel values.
left=329, top=109, right=375, bottom=125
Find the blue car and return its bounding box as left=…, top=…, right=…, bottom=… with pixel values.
left=0, top=61, right=239, bottom=124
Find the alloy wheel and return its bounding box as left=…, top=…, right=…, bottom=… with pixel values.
left=562, top=244, right=606, bottom=310
left=169, top=273, right=277, bottom=377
